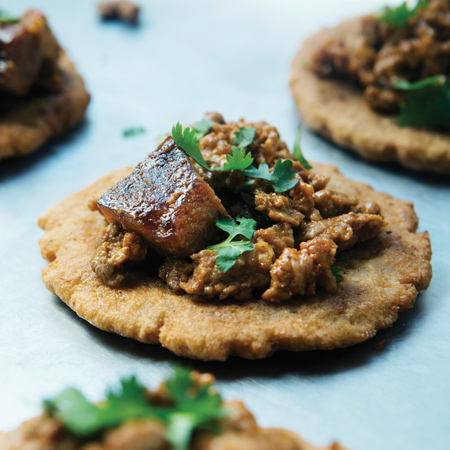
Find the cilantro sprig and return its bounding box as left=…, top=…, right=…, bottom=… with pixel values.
left=172, top=123, right=299, bottom=193
left=208, top=216, right=257, bottom=272
left=393, top=75, right=450, bottom=128
left=242, top=159, right=299, bottom=194
left=192, top=119, right=214, bottom=140
left=331, top=266, right=343, bottom=283
left=0, top=12, right=20, bottom=24
left=293, top=124, right=312, bottom=170
left=44, top=367, right=228, bottom=450
left=378, top=0, right=429, bottom=27
left=123, top=127, right=146, bottom=137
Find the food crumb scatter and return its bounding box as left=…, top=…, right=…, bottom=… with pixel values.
left=97, top=0, right=140, bottom=24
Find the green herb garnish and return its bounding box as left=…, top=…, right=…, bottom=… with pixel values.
left=172, top=122, right=255, bottom=172
left=242, top=159, right=299, bottom=194
left=172, top=123, right=298, bottom=193
left=192, top=119, right=214, bottom=140
left=0, top=12, right=20, bottom=24
left=293, top=124, right=312, bottom=170
left=208, top=216, right=257, bottom=272
left=378, top=0, right=429, bottom=27
left=393, top=75, right=450, bottom=128
left=44, top=367, right=228, bottom=450
left=331, top=266, right=343, bottom=283
left=123, top=127, right=146, bottom=138
left=232, top=126, right=256, bottom=148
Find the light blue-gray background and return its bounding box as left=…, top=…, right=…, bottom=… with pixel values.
left=1, top=1, right=449, bottom=449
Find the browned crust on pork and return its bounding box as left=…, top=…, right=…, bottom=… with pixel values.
left=38, top=165, right=432, bottom=361
left=290, top=18, right=450, bottom=174
left=0, top=50, right=90, bottom=159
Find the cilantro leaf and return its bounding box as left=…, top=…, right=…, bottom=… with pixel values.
left=222, top=146, right=254, bottom=171
left=44, top=367, right=229, bottom=450
left=331, top=266, right=344, bottom=283
left=193, top=119, right=214, bottom=140
left=123, top=127, right=146, bottom=137
left=393, top=75, right=450, bottom=128
left=164, top=366, right=228, bottom=450
left=172, top=122, right=211, bottom=170
left=208, top=217, right=257, bottom=272
left=172, top=123, right=253, bottom=172
left=0, top=12, right=20, bottom=24
left=378, top=0, right=429, bottom=27
left=293, top=124, right=312, bottom=170
left=172, top=123, right=299, bottom=192
left=214, top=216, right=257, bottom=241
left=232, top=127, right=256, bottom=148
left=43, top=377, right=153, bottom=436
left=242, top=159, right=299, bottom=194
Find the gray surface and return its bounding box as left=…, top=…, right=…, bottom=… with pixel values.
left=0, top=1, right=449, bottom=449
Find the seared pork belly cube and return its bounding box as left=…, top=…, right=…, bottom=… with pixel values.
left=0, top=10, right=60, bottom=96
left=98, top=137, right=227, bottom=258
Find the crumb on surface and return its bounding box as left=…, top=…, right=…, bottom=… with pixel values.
left=97, top=1, right=140, bottom=24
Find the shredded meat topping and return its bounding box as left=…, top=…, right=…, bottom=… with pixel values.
left=262, top=237, right=338, bottom=302
left=313, top=189, right=358, bottom=218
left=312, top=0, right=450, bottom=112
left=159, top=241, right=275, bottom=301
left=91, top=222, right=147, bottom=287
left=92, top=114, right=385, bottom=301
left=254, top=189, right=304, bottom=227
left=253, top=223, right=295, bottom=258
left=297, top=212, right=385, bottom=251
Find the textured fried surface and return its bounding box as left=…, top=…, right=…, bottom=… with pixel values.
left=38, top=165, right=432, bottom=361
left=0, top=50, right=90, bottom=159
left=290, top=18, right=450, bottom=174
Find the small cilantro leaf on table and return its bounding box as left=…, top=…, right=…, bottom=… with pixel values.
left=331, top=266, right=344, bottom=283
left=232, top=126, right=256, bottom=149
left=393, top=75, right=450, bottom=128
left=293, top=124, right=312, bottom=170
left=44, top=367, right=229, bottom=450
left=378, top=0, right=429, bottom=27
left=123, top=127, right=146, bottom=137
left=242, top=159, right=299, bottom=194
left=208, top=217, right=257, bottom=272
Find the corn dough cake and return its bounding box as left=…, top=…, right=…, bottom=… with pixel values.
left=290, top=13, right=450, bottom=174
left=0, top=10, right=90, bottom=159
left=38, top=153, right=432, bottom=360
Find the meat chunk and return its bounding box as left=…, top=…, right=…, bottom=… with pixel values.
left=254, top=190, right=304, bottom=227
left=91, top=222, right=147, bottom=287
left=98, top=1, right=140, bottom=24
left=262, top=237, right=338, bottom=302
left=0, top=10, right=60, bottom=96
left=313, top=189, right=357, bottom=218
left=253, top=223, right=295, bottom=257
left=297, top=212, right=385, bottom=251
left=97, top=138, right=227, bottom=258
left=159, top=241, right=275, bottom=300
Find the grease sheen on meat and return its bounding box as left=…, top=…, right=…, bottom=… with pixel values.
left=97, top=137, right=226, bottom=258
